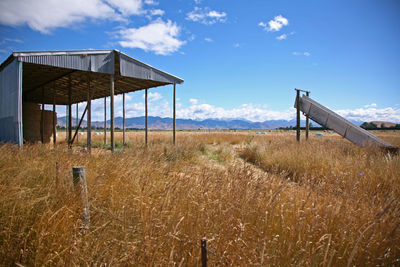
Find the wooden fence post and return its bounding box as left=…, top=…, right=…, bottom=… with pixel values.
left=296, top=89, right=301, bottom=142
left=306, top=91, right=310, bottom=140
left=201, top=238, right=207, bottom=267
left=72, top=166, right=90, bottom=228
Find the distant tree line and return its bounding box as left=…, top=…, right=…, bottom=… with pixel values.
left=278, top=123, right=329, bottom=130
left=360, top=122, right=400, bottom=130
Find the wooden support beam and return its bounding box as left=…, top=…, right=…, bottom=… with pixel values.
left=123, top=93, right=126, bottom=146
left=306, top=91, right=310, bottom=140
left=173, top=83, right=176, bottom=145
left=145, top=88, right=148, bottom=146
left=296, top=89, right=300, bottom=142
left=71, top=82, right=96, bottom=146
left=68, top=76, right=72, bottom=148
left=65, top=106, right=68, bottom=141
left=104, top=97, right=107, bottom=144
left=41, top=87, right=45, bottom=144
left=87, top=75, right=92, bottom=153
left=110, top=74, right=115, bottom=152
left=53, top=82, right=56, bottom=146
left=71, top=106, right=87, bottom=145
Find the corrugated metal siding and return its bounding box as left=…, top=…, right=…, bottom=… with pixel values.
left=298, top=95, right=391, bottom=148
left=18, top=52, right=114, bottom=74
left=0, top=58, right=22, bottom=146
left=119, top=53, right=183, bottom=84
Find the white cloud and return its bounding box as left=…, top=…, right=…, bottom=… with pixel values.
left=118, top=19, right=186, bottom=55
left=186, top=7, right=227, bottom=25
left=364, top=103, right=377, bottom=108
left=144, top=0, right=158, bottom=5
left=143, top=92, right=163, bottom=102
left=105, top=0, right=143, bottom=16
left=234, top=43, right=240, bottom=48
left=0, top=0, right=129, bottom=33
left=276, top=34, right=287, bottom=40
left=293, top=51, right=311, bottom=56
left=276, top=31, right=294, bottom=40
left=189, top=98, right=198, bottom=105
left=259, top=15, right=288, bottom=32
left=204, top=37, right=213, bottom=42
left=336, top=107, right=400, bottom=123
left=178, top=103, right=295, bottom=121
left=194, top=0, right=202, bottom=4
left=0, top=38, right=23, bottom=45
left=148, top=9, right=164, bottom=16
left=0, top=0, right=170, bottom=34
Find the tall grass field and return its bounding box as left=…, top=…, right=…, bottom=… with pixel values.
left=1, top=131, right=399, bottom=266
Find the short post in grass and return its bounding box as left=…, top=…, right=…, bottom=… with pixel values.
left=296, top=89, right=301, bottom=142
left=201, top=238, right=207, bottom=267
left=72, top=166, right=90, bottom=229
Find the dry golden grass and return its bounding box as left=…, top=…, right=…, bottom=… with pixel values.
left=0, top=130, right=399, bottom=266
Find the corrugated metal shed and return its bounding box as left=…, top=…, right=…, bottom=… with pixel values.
left=297, top=95, right=393, bottom=148
left=0, top=49, right=184, bottom=146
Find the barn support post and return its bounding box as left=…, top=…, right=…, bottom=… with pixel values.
left=123, top=93, right=126, bottom=146
left=65, top=106, right=68, bottom=141
left=41, top=87, right=45, bottom=144
left=53, top=82, right=56, bottom=146
left=110, top=74, right=115, bottom=152
left=296, top=89, right=300, bottom=142
left=306, top=91, right=310, bottom=140
left=76, top=103, right=79, bottom=143
left=104, top=97, right=107, bottom=145
left=68, top=76, right=72, bottom=148
left=87, top=75, right=92, bottom=153
left=173, top=83, right=176, bottom=145
left=145, top=88, right=148, bottom=146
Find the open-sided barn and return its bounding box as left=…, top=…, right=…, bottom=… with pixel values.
left=0, top=50, right=183, bottom=151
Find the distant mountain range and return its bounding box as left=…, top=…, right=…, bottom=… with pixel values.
left=57, top=116, right=365, bottom=130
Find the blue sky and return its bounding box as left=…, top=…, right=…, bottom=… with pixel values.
left=1, top=0, right=399, bottom=122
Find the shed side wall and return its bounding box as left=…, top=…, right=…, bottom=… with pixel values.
left=0, top=59, right=22, bottom=145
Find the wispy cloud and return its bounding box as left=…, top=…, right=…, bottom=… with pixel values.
left=189, top=98, right=198, bottom=105
left=276, top=31, right=295, bottom=40
left=0, top=38, right=23, bottom=45
left=186, top=7, right=227, bottom=25
left=259, top=15, right=288, bottom=32
left=204, top=37, right=213, bottom=42
left=364, top=103, right=377, bottom=108
left=118, top=19, right=186, bottom=55
left=148, top=9, right=164, bottom=16
left=144, top=0, right=158, bottom=5
left=293, top=51, right=311, bottom=56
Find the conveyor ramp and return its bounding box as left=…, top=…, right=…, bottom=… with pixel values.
left=296, top=95, right=395, bottom=149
